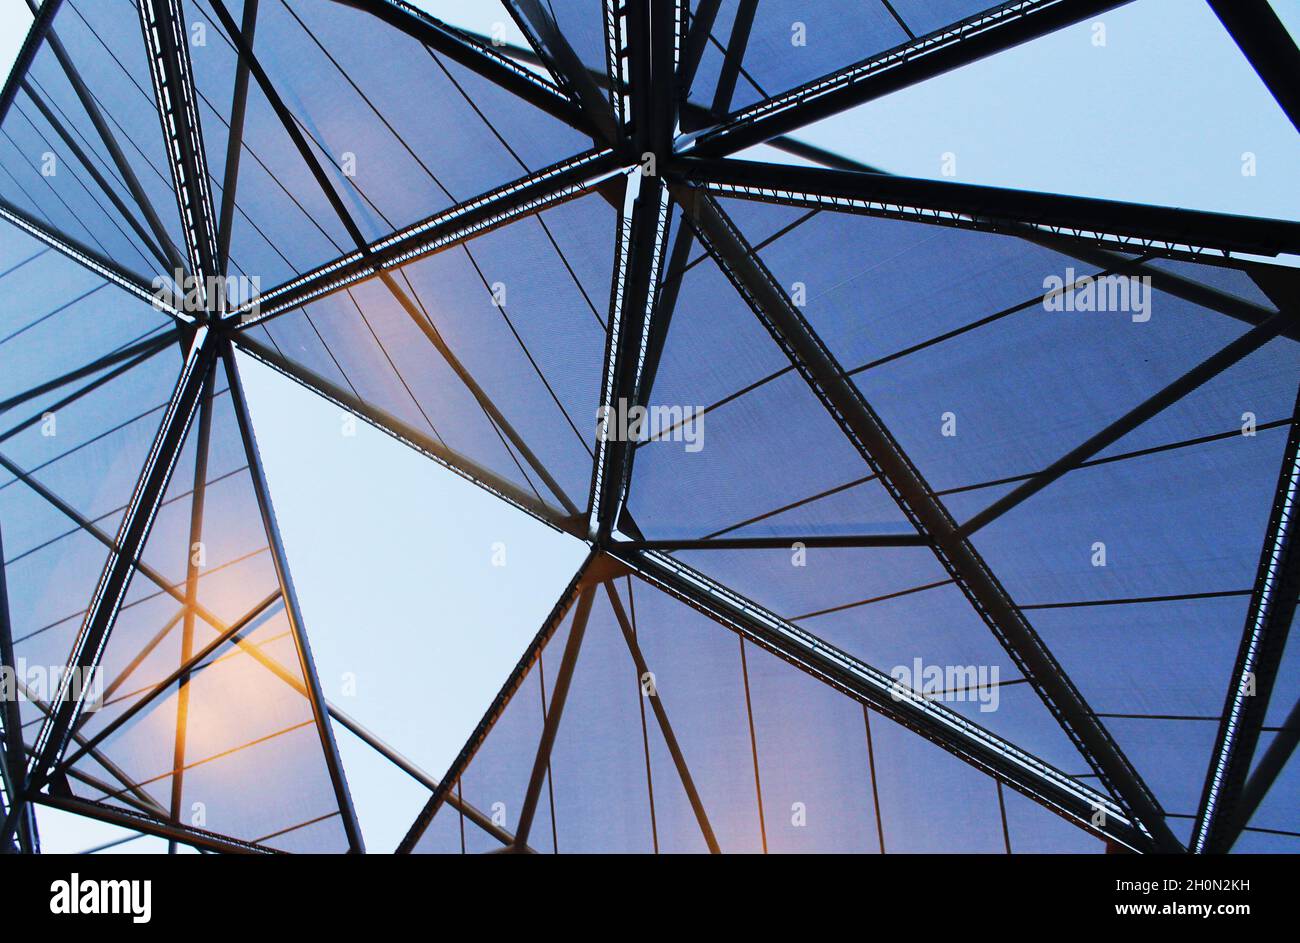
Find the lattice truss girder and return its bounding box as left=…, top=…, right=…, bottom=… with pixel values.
left=0, top=0, right=1296, bottom=854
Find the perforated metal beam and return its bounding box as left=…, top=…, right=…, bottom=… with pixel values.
left=671, top=187, right=1182, bottom=853
left=672, top=157, right=1300, bottom=264
left=607, top=545, right=1153, bottom=852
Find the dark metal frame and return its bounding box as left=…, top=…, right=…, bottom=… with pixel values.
left=2, top=0, right=1296, bottom=854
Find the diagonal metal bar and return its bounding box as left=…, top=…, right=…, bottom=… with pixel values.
left=19, top=81, right=175, bottom=273
left=672, top=157, right=1300, bottom=264
left=26, top=326, right=216, bottom=792
left=138, top=0, right=221, bottom=295
left=223, top=340, right=364, bottom=853
left=167, top=363, right=214, bottom=852
left=513, top=583, right=595, bottom=849
left=709, top=0, right=756, bottom=118
left=505, top=0, right=617, bottom=142
left=232, top=148, right=620, bottom=328
left=672, top=187, right=1181, bottom=852
left=1192, top=380, right=1300, bottom=852
left=687, top=114, right=1299, bottom=340
left=0, top=330, right=174, bottom=417
left=209, top=0, right=368, bottom=254
left=376, top=267, right=581, bottom=516
left=326, top=704, right=532, bottom=852
left=606, top=544, right=1152, bottom=851
left=397, top=552, right=599, bottom=853
left=604, top=578, right=720, bottom=852
left=233, top=333, right=579, bottom=535
left=1224, top=693, right=1300, bottom=852
left=211, top=0, right=579, bottom=516
left=56, top=590, right=281, bottom=773
left=33, top=792, right=276, bottom=854
left=0, top=523, right=38, bottom=852
left=39, top=21, right=186, bottom=274
left=962, top=312, right=1289, bottom=537
left=0, top=197, right=187, bottom=321
left=687, top=0, right=1133, bottom=155
left=1208, top=0, right=1300, bottom=136
left=678, top=0, right=720, bottom=105
left=215, top=0, right=258, bottom=277
left=333, top=0, right=592, bottom=134
left=0, top=0, right=61, bottom=126
left=13, top=677, right=171, bottom=820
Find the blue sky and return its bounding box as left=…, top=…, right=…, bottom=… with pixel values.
left=2, top=0, right=1296, bottom=852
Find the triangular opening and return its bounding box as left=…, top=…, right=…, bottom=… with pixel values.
left=774, top=0, right=1300, bottom=220
left=240, top=185, right=617, bottom=515
left=234, top=348, right=589, bottom=848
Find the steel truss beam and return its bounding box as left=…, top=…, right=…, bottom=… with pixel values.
left=26, top=328, right=216, bottom=794
left=589, top=1, right=676, bottom=543
left=138, top=0, right=221, bottom=296
left=398, top=553, right=601, bottom=853
left=331, top=0, right=592, bottom=135
left=1208, top=0, right=1300, bottom=136
left=671, top=158, right=1300, bottom=265
left=605, top=545, right=1150, bottom=851
left=671, top=188, right=1182, bottom=852
left=698, top=117, right=1299, bottom=341
left=590, top=173, right=669, bottom=543
left=1192, top=382, right=1300, bottom=852
left=233, top=148, right=620, bottom=328
left=0, top=198, right=187, bottom=321
left=686, top=0, right=1133, bottom=152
